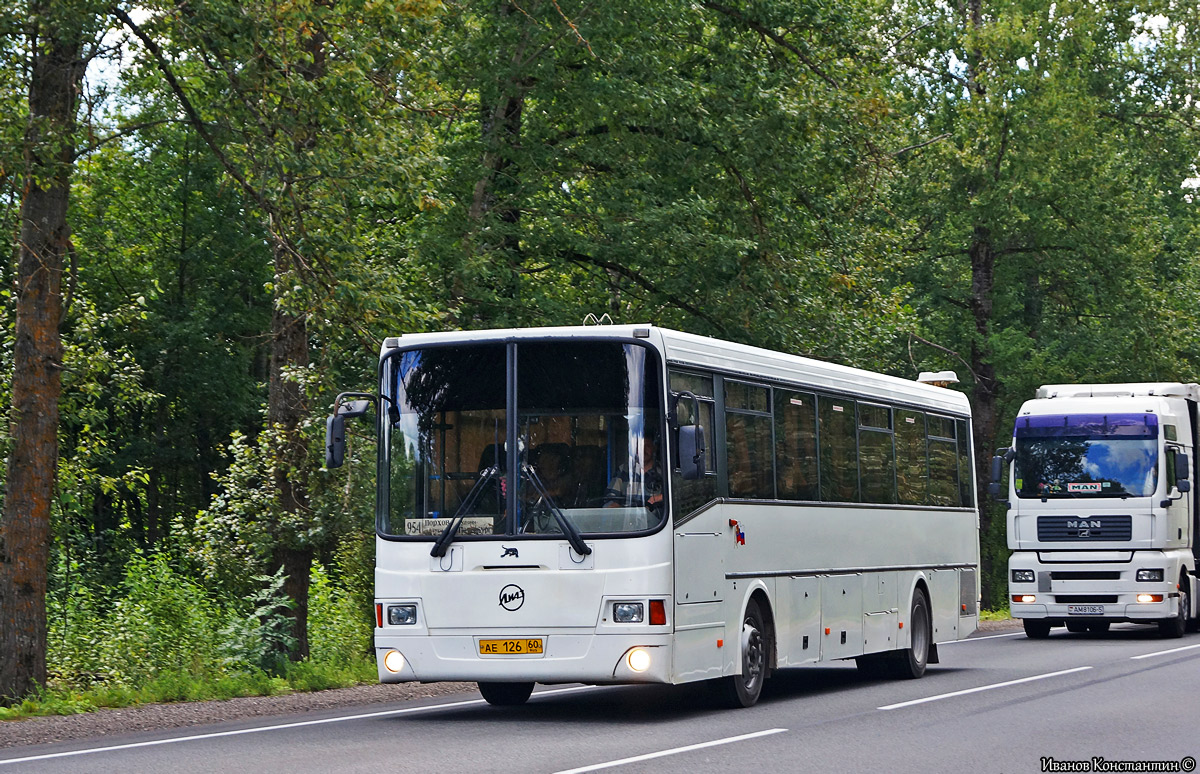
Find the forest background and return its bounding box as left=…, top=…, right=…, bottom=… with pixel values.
left=0, top=0, right=1198, bottom=709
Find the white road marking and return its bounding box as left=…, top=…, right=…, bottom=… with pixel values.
left=1130, top=642, right=1200, bottom=660
left=877, top=667, right=1093, bottom=710
left=551, top=728, right=789, bottom=774
left=940, top=631, right=1024, bottom=644
left=0, top=685, right=596, bottom=766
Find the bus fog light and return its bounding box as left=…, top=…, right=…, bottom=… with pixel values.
left=627, top=648, right=651, bottom=673
left=1136, top=569, right=1163, bottom=582
left=1011, top=570, right=1035, bottom=583
left=613, top=603, right=644, bottom=623
left=1137, top=594, right=1163, bottom=604
left=383, top=650, right=406, bottom=673
left=388, top=604, right=418, bottom=625
left=1012, top=594, right=1036, bottom=604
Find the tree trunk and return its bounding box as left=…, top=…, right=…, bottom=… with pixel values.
left=267, top=244, right=312, bottom=660
left=0, top=4, right=86, bottom=703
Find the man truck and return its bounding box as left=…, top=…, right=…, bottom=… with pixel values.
left=992, top=383, right=1198, bottom=638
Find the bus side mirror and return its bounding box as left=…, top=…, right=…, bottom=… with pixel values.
left=325, top=395, right=375, bottom=469
left=679, top=425, right=706, bottom=480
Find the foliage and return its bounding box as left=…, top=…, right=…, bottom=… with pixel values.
left=219, top=567, right=298, bottom=676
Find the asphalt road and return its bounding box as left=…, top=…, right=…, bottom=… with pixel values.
left=4, top=624, right=1199, bottom=773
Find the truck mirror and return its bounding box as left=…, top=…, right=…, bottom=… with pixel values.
left=679, top=424, right=706, bottom=480
left=1175, top=451, right=1190, bottom=482
left=1178, top=479, right=1192, bottom=494
left=990, top=455, right=1004, bottom=485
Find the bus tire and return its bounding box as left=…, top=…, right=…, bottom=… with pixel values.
left=715, top=598, right=769, bottom=708
left=478, top=681, right=535, bottom=706
left=888, top=588, right=930, bottom=679
left=1159, top=577, right=1189, bottom=639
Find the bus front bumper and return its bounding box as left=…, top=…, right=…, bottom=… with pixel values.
left=375, top=631, right=674, bottom=685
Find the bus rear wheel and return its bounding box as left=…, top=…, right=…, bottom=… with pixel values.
left=1023, top=619, right=1052, bottom=639
left=887, top=588, right=930, bottom=679
left=715, top=598, right=769, bottom=708
left=478, top=681, right=535, bottom=706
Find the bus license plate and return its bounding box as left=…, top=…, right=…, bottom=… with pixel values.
left=479, top=638, right=544, bottom=655
left=1067, top=605, right=1104, bottom=616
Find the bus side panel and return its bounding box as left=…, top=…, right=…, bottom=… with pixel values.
left=777, top=576, right=821, bottom=666
left=821, top=574, right=864, bottom=660
left=929, top=568, right=963, bottom=643
left=863, top=571, right=899, bottom=654
left=672, top=602, right=724, bottom=682
left=673, top=528, right=725, bottom=683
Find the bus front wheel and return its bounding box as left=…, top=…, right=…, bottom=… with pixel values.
left=715, top=598, right=770, bottom=708
left=478, top=681, right=535, bottom=706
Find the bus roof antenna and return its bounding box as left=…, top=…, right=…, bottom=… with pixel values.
left=582, top=313, right=614, bottom=325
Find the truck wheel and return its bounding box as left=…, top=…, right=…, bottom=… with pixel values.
left=1023, top=619, right=1052, bottom=639
left=1159, top=578, right=1189, bottom=639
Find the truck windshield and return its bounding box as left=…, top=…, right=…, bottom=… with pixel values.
left=380, top=340, right=664, bottom=538
left=1013, top=413, right=1158, bottom=498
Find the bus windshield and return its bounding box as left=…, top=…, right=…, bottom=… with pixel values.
left=1013, top=413, right=1158, bottom=498
left=381, top=340, right=664, bottom=538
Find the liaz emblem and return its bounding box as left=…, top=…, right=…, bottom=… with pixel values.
left=499, top=584, right=525, bottom=611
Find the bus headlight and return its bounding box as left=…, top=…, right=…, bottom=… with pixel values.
left=1011, top=570, right=1035, bottom=583
left=1136, top=569, right=1164, bottom=582
left=613, top=603, right=644, bottom=623
left=627, top=648, right=652, bottom=673
left=383, top=650, right=406, bottom=673
left=388, top=604, right=418, bottom=625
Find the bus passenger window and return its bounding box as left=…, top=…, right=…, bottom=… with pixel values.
left=819, top=396, right=858, bottom=502
left=775, top=390, right=817, bottom=501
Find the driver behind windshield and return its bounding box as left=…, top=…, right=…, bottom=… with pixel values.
left=604, top=432, right=663, bottom=509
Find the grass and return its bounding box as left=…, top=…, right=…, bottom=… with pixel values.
left=979, top=606, right=1013, bottom=621
left=0, top=656, right=377, bottom=722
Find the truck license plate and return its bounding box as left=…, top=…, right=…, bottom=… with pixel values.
left=1067, top=605, right=1104, bottom=615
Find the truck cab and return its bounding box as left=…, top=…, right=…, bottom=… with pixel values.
left=997, top=383, right=1199, bottom=638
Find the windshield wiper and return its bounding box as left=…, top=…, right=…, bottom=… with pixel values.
left=521, top=462, right=592, bottom=556
left=431, top=465, right=500, bottom=558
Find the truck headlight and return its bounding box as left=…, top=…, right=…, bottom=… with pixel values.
left=1136, top=569, right=1164, bottom=582
left=1011, top=570, right=1035, bottom=583
left=387, top=604, right=418, bottom=625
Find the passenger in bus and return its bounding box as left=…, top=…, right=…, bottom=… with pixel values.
left=604, top=432, right=663, bottom=510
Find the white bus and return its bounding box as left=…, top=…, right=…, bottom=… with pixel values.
left=326, top=325, right=980, bottom=707
left=994, top=383, right=1199, bottom=638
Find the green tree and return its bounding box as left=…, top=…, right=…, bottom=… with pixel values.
left=0, top=0, right=102, bottom=703
left=888, top=0, right=1200, bottom=602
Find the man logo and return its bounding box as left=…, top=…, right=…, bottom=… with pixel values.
left=501, top=546, right=519, bottom=558
left=499, top=584, right=525, bottom=612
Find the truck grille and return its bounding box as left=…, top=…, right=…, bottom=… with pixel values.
left=1037, top=515, right=1132, bottom=542
left=1049, top=571, right=1121, bottom=581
